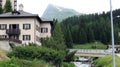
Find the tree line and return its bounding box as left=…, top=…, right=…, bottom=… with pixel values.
left=61, top=9, right=120, bottom=46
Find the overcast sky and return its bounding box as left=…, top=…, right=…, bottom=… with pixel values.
left=17, top=0, right=120, bottom=17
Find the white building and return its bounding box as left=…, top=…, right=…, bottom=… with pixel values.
left=0, top=5, right=52, bottom=50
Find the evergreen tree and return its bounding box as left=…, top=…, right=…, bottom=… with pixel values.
left=0, top=6, right=3, bottom=14
left=52, top=21, right=66, bottom=50
left=78, top=28, right=87, bottom=44
left=42, top=19, right=66, bottom=50
left=4, top=0, right=12, bottom=13
left=87, top=27, right=95, bottom=43
left=65, top=26, right=73, bottom=48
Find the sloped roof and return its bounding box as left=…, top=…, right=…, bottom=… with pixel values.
left=0, top=11, right=38, bottom=18
left=41, top=17, right=53, bottom=21
left=0, top=10, right=53, bottom=25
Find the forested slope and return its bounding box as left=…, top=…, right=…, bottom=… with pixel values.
left=61, top=9, right=120, bottom=45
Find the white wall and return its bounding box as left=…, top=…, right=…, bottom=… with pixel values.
left=0, top=18, right=35, bottom=45
left=40, top=23, right=51, bottom=38
left=0, top=18, right=52, bottom=45
left=0, top=41, right=11, bottom=51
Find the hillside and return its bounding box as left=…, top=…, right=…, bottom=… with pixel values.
left=42, top=4, right=81, bottom=22
left=93, top=55, right=120, bottom=67
left=61, top=9, right=120, bottom=45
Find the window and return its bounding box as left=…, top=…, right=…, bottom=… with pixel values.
left=41, top=28, right=48, bottom=33
left=0, top=24, right=7, bottom=30
left=0, top=35, right=7, bottom=39
left=23, top=35, right=30, bottom=40
left=23, top=24, right=31, bottom=29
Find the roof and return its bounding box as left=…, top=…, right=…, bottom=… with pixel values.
left=0, top=10, right=38, bottom=18
left=0, top=10, right=53, bottom=26
left=41, top=17, right=53, bottom=21
left=0, top=11, right=53, bottom=24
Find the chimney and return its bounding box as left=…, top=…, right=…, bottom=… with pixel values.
left=19, top=4, right=24, bottom=11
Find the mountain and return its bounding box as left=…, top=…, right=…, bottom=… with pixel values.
left=42, top=4, right=81, bottom=22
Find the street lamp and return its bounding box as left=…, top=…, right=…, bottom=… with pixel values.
left=109, top=0, right=116, bottom=67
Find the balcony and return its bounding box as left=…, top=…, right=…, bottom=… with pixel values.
left=0, top=38, right=22, bottom=44
left=6, top=29, right=20, bottom=35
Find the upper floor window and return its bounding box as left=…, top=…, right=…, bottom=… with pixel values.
left=23, top=35, right=30, bottom=40
left=0, top=24, right=7, bottom=30
left=23, top=24, right=31, bottom=29
left=41, top=28, right=48, bottom=33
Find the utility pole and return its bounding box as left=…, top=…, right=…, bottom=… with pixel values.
left=109, top=0, right=116, bottom=67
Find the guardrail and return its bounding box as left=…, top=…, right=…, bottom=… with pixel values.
left=70, top=49, right=112, bottom=54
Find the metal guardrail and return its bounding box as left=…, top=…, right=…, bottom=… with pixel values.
left=70, top=49, right=112, bottom=54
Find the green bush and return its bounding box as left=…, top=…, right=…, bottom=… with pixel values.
left=61, top=62, right=75, bottom=67
left=93, top=55, right=120, bottom=67
left=0, top=57, right=52, bottom=67
left=65, top=51, right=76, bottom=62
left=7, top=46, right=65, bottom=65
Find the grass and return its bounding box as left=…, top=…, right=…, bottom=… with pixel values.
left=73, top=42, right=107, bottom=49
left=93, top=55, right=120, bottom=67
left=61, top=62, right=75, bottom=67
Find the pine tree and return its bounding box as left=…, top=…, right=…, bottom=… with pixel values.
left=0, top=6, right=3, bottom=14
left=78, top=28, right=87, bottom=44
left=65, top=26, right=73, bottom=48
left=4, top=0, right=12, bottom=13
left=87, top=27, right=95, bottom=43
left=42, top=19, right=66, bottom=50
left=52, top=21, right=66, bottom=50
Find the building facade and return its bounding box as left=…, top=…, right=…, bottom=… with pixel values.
left=0, top=0, right=16, bottom=10
left=0, top=10, right=52, bottom=46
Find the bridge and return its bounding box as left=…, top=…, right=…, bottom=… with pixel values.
left=70, top=49, right=112, bottom=57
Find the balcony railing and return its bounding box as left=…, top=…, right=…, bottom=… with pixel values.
left=0, top=38, right=22, bottom=44
left=6, top=29, right=20, bottom=35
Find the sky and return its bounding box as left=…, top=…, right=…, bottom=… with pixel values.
left=17, top=0, right=120, bottom=17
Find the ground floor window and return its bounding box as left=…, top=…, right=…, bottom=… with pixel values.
left=0, top=35, right=7, bottom=39
left=23, top=35, right=30, bottom=40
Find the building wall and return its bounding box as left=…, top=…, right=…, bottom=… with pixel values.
left=0, top=18, right=52, bottom=45
left=0, top=18, right=35, bottom=45
left=40, top=22, right=51, bottom=38
left=34, top=19, right=41, bottom=45
left=0, top=41, right=11, bottom=50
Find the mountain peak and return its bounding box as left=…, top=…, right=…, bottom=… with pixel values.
left=42, top=4, right=81, bottom=22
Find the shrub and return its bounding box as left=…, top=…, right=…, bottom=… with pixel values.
left=7, top=46, right=65, bottom=65
left=93, top=55, right=120, bottom=67
left=61, top=62, right=75, bottom=67
left=0, top=57, right=52, bottom=67
left=64, top=51, right=76, bottom=62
